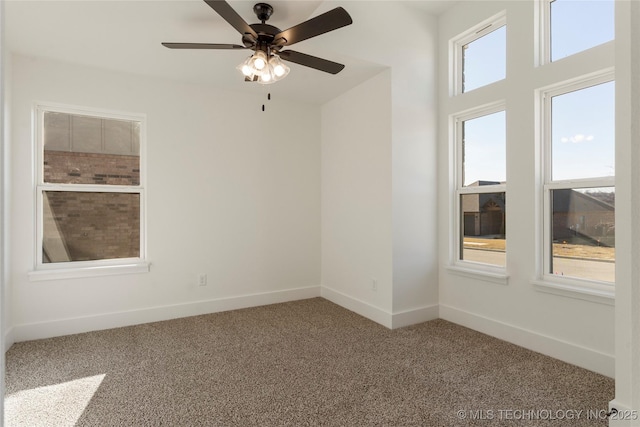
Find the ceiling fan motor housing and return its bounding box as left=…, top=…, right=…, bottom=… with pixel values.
left=253, top=3, right=273, bottom=22
left=241, top=3, right=286, bottom=52
left=242, top=23, right=283, bottom=51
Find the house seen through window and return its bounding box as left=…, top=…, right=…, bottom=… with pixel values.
left=458, top=109, right=506, bottom=267
left=546, top=79, right=615, bottom=283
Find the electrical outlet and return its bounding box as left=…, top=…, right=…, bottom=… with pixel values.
left=198, top=274, right=207, bottom=287
left=371, top=278, right=377, bottom=291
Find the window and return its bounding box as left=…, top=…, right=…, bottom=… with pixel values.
left=445, top=2, right=615, bottom=299
left=34, top=104, right=147, bottom=277
left=541, top=0, right=614, bottom=63
left=453, top=13, right=506, bottom=94
left=455, top=107, right=506, bottom=268
left=541, top=74, right=615, bottom=284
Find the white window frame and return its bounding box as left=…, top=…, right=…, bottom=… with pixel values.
left=450, top=102, right=507, bottom=282
left=538, top=0, right=615, bottom=66
left=535, top=70, right=615, bottom=300
left=451, top=11, right=507, bottom=96
left=30, top=102, right=149, bottom=281
left=537, top=0, right=552, bottom=67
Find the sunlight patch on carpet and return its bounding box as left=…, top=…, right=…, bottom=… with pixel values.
left=5, top=374, right=105, bottom=427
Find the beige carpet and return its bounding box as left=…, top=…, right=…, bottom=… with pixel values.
left=5, top=298, right=613, bottom=426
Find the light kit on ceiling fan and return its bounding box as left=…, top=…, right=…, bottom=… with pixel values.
left=162, top=1, right=352, bottom=84
left=237, top=51, right=290, bottom=84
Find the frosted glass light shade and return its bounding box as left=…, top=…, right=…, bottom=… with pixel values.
left=237, top=52, right=290, bottom=84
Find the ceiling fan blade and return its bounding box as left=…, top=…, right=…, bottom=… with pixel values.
left=162, top=42, right=246, bottom=49
left=278, top=50, right=345, bottom=74
left=203, top=0, right=258, bottom=40
left=274, top=7, right=352, bottom=47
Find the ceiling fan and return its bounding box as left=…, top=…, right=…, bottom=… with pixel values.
left=162, top=0, right=353, bottom=84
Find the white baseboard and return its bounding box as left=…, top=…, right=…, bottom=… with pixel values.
left=439, top=303, right=615, bottom=378
left=11, top=286, right=321, bottom=343
left=11, top=290, right=612, bottom=382
left=608, top=400, right=637, bottom=427
left=391, top=304, right=439, bottom=329
left=320, top=286, right=438, bottom=330
left=4, top=326, right=15, bottom=352
left=321, top=286, right=393, bottom=328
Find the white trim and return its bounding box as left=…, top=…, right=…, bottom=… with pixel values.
left=37, top=183, right=143, bottom=193
left=453, top=100, right=507, bottom=124
left=451, top=103, right=507, bottom=272
left=608, top=400, right=638, bottom=427
left=28, top=261, right=150, bottom=281
left=544, top=178, right=615, bottom=191
left=439, top=303, right=614, bottom=377
left=33, top=102, right=147, bottom=272
left=4, top=327, right=14, bottom=352
left=609, top=400, right=633, bottom=414
left=538, top=72, right=616, bottom=287
left=320, top=286, right=392, bottom=328
left=391, top=305, right=439, bottom=329
left=10, top=286, right=321, bottom=342
left=446, top=265, right=509, bottom=285
left=447, top=113, right=457, bottom=264
left=532, top=279, right=614, bottom=305
left=0, top=11, right=6, bottom=427
left=457, top=184, right=506, bottom=195
left=537, top=0, right=552, bottom=67
left=451, top=11, right=507, bottom=96
left=537, top=68, right=615, bottom=104
left=33, top=101, right=146, bottom=122
left=320, top=286, right=438, bottom=330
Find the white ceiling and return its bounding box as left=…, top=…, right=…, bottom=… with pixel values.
left=6, top=0, right=455, bottom=104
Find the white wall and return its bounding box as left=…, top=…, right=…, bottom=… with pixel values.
left=389, top=5, right=439, bottom=322
left=320, top=70, right=394, bottom=324
left=5, top=3, right=633, bottom=412
left=7, top=54, right=321, bottom=343
left=1, top=1, right=7, bottom=424
left=612, top=0, right=640, bottom=422
left=320, top=1, right=439, bottom=328
left=3, top=51, right=12, bottom=348
left=438, top=1, right=616, bottom=377
left=8, top=1, right=441, bottom=342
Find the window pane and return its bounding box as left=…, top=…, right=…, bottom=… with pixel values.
left=550, top=0, right=614, bottom=62
left=550, top=187, right=614, bottom=282
left=43, top=191, right=140, bottom=263
left=460, top=192, right=506, bottom=266
left=43, top=111, right=70, bottom=151
left=43, top=111, right=140, bottom=185
left=71, top=115, right=102, bottom=153
left=462, top=111, right=506, bottom=186
left=463, top=25, right=506, bottom=92
left=551, top=81, right=614, bottom=181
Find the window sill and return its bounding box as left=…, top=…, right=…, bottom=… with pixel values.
left=446, top=265, right=509, bottom=286
left=29, top=262, right=150, bottom=281
left=531, top=278, right=614, bottom=306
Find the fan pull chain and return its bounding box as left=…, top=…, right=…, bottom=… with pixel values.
left=262, top=93, right=272, bottom=112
